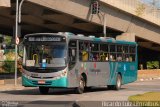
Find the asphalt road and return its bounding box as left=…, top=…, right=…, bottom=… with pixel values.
left=0, top=79, right=160, bottom=107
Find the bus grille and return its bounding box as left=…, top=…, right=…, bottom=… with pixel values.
left=31, top=76, right=54, bottom=79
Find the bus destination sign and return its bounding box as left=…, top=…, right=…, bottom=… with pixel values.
left=28, top=36, right=62, bottom=42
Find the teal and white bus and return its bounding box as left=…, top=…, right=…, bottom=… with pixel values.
left=20, top=32, right=137, bottom=94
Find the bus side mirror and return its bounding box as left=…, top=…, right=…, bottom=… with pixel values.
left=18, top=43, right=24, bottom=58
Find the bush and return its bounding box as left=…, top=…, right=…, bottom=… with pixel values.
left=2, top=61, right=15, bottom=73
left=147, top=61, right=159, bottom=69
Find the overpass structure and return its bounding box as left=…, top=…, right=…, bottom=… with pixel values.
left=0, top=0, right=160, bottom=68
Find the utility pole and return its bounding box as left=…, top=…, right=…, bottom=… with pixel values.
left=15, top=0, right=19, bottom=86
left=103, top=14, right=106, bottom=37
left=15, top=0, right=24, bottom=86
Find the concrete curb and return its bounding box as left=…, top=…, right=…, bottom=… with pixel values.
left=138, top=77, right=160, bottom=81
left=0, top=80, right=4, bottom=85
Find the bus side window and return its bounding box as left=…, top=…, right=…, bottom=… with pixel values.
left=129, top=46, right=136, bottom=62
left=82, top=50, right=89, bottom=61
left=117, top=54, right=122, bottom=61
left=123, top=45, right=129, bottom=61
left=109, top=44, right=116, bottom=61
left=100, top=44, right=109, bottom=61
left=90, top=43, right=100, bottom=62
left=79, top=41, right=89, bottom=62
left=117, top=45, right=123, bottom=62
left=69, top=40, right=77, bottom=70
left=110, top=54, right=116, bottom=61
left=69, top=48, right=76, bottom=61
left=130, top=54, right=135, bottom=62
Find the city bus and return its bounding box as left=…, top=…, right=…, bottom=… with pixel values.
left=19, top=32, right=138, bottom=94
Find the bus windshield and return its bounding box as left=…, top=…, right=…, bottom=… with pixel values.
left=24, top=43, right=67, bottom=68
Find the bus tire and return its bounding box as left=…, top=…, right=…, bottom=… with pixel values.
left=39, top=87, right=49, bottom=94
left=85, top=87, right=92, bottom=91
left=107, top=85, right=114, bottom=90
left=75, top=76, right=85, bottom=94
left=114, top=74, right=122, bottom=90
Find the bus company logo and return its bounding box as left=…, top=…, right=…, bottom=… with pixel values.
left=90, top=69, right=101, bottom=73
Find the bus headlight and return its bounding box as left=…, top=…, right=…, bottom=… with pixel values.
left=60, top=71, right=67, bottom=77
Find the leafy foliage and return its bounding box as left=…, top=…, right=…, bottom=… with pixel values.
left=147, top=61, right=159, bottom=69
left=5, top=50, right=15, bottom=61
left=2, top=61, right=15, bottom=73
left=4, top=36, right=12, bottom=45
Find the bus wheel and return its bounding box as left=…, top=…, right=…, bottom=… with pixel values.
left=114, top=74, right=122, bottom=90
left=75, top=76, right=85, bottom=94
left=107, top=85, right=114, bottom=90
left=39, top=87, right=49, bottom=94
left=85, top=87, right=92, bottom=91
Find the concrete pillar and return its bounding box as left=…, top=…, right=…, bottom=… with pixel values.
left=0, top=0, right=11, bottom=7
left=116, top=33, right=136, bottom=42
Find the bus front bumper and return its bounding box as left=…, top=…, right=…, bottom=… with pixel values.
left=22, top=76, right=68, bottom=87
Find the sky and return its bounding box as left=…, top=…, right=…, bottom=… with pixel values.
left=141, top=0, right=160, bottom=8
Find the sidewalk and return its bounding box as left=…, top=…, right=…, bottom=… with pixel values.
left=0, top=84, right=27, bottom=91
left=138, top=70, right=160, bottom=81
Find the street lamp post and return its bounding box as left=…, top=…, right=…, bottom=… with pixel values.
left=15, top=0, right=24, bottom=86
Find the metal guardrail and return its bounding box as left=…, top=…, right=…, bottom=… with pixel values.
left=101, top=0, right=160, bottom=26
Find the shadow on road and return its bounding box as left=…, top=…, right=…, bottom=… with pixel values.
left=0, top=87, right=126, bottom=95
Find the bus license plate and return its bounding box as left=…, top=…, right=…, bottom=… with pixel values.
left=38, top=80, right=45, bottom=84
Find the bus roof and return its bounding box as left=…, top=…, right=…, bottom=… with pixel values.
left=24, top=32, right=137, bottom=45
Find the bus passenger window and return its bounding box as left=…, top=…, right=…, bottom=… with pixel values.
left=110, top=54, right=116, bottom=61
left=84, top=42, right=90, bottom=51
left=105, top=54, right=109, bottom=61
left=69, top=48, right=76, bottom=62
left=124, top=46, right=129, bottom=53
left=129, top=56, right=133, bottom=62
left=117, top=45, right=123, bottom=52
left=82, top=50, right=88, bottom=61
left=126, top=58, right=129, bottom=61
left=125, top=54, right=129, bottom=62
left=89, top=53, right=93, bottom=61
left=110, top=54, right=115, bottom=61
left=79, top=41, right=90, bottom=62
left=130, top=54, right=135, bottom=62
left=100, top=44, right=108, bottom=52
left=117, top=54, right=122, bottom=61
left=129, top=46, right=136, bottom=53
left=100, top=53, right=106, bottom=61
left=92, top=53, right=100, bottom=61
left=109, top=55, right=113, bottom=61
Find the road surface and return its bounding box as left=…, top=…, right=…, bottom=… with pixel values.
left=0, top=79, right=160, bottom=107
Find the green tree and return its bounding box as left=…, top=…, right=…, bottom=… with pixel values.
left=4, top=36, right=12, bottom=45
left=147, top=61, right=159, bottom=69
